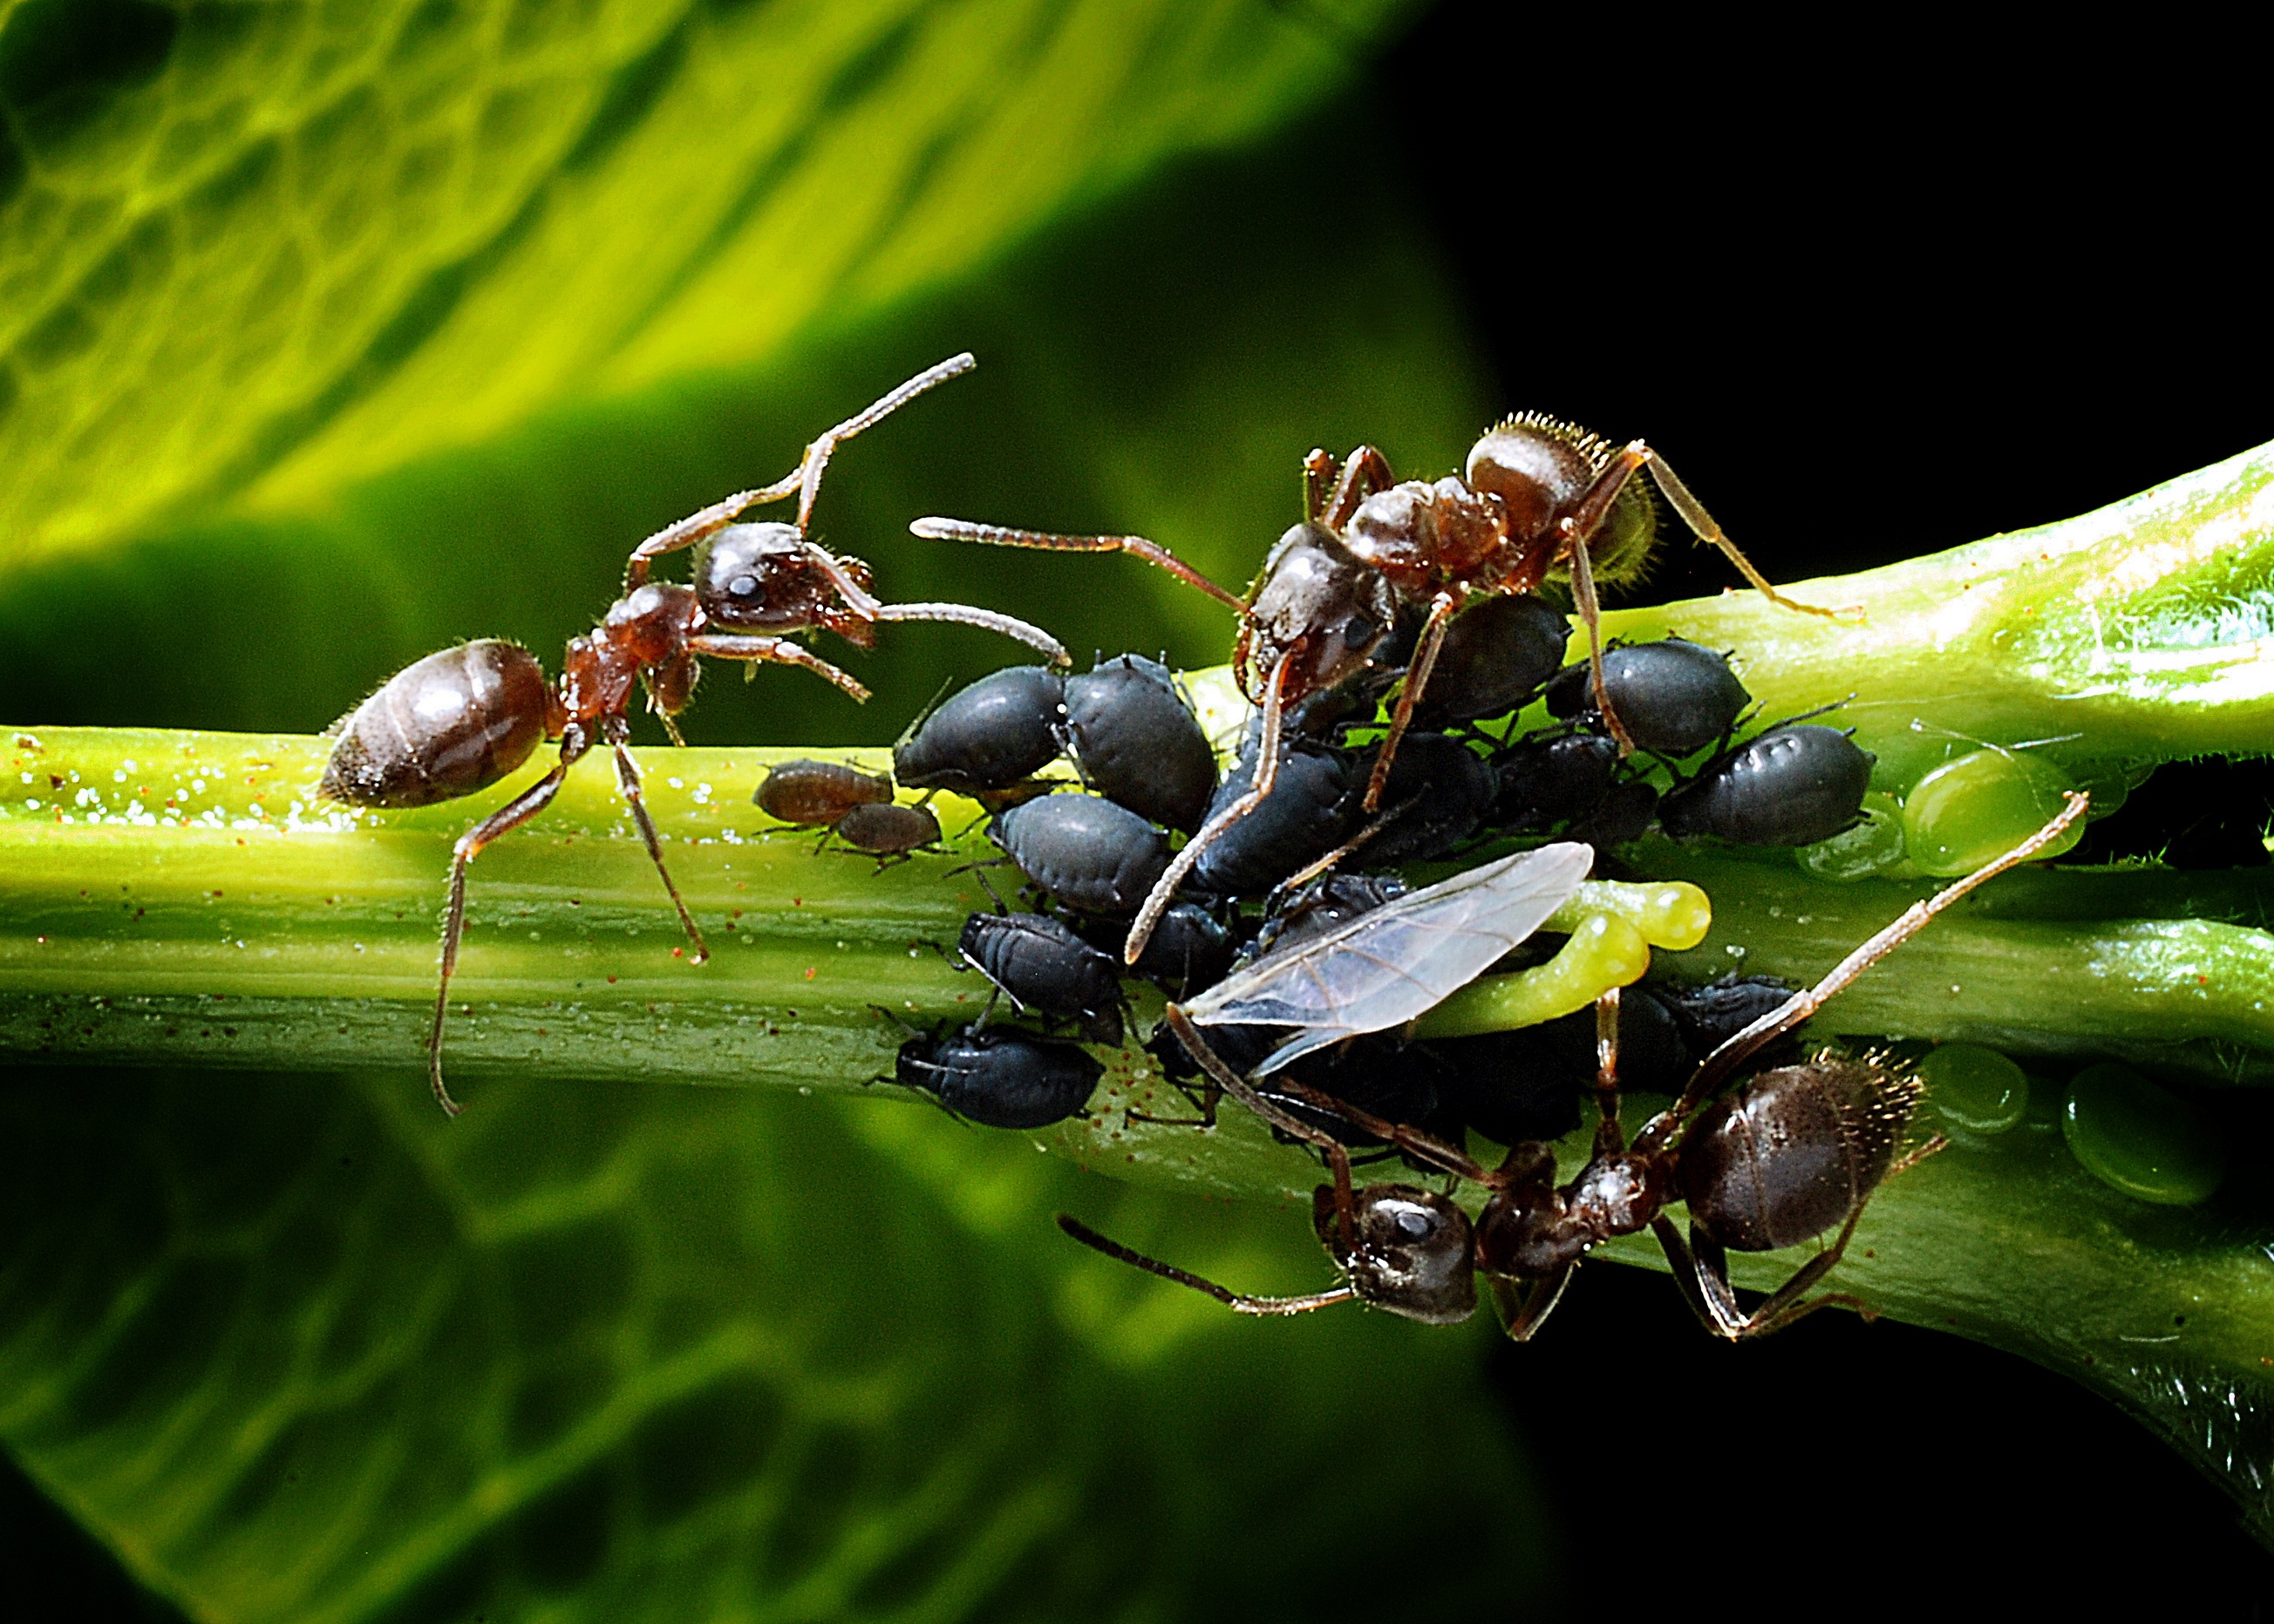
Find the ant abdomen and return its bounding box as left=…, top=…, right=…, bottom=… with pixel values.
left=321, top=640, right=561, bottom=809
left=1680, top=1057, right=1923, bottom=1252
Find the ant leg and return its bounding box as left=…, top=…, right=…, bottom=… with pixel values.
left=1659, top=1212, right=1874, bottom=1342
left=909, top=518, right=1249, bottom=613
left=686, top=635, right=871, bottom=702
left=429, top=756, right=577, bottom=1115
left=1124, top=654, right=1292, bottom=964
left=872, top=601, right=1070, bottom=667
left=1591, top=987, right=1625, bottom=1147
left=1057, top=1215, right=1357, bottom=1315
left=609, top=739, right=711, bottom=964
left=1322, top=444, right=1397, bottom=529
left=1363, top=589, right=1460, bottom=812
left=1266, top=1074, right=1497, bottom=1185
left=1563, top=514, right=1638, bottom=757
left=1304, top=449, right=1341, bottom=523
left=620, top=354, right=975, bottom=588
left=1649, top=792, right=2090, bottom=1141
left=1640, top=449, right=1855, bottom=620
left=1163, top=1004, right=1362, bottom=1251
left=1488, top=1267, right=1576, bottom=1342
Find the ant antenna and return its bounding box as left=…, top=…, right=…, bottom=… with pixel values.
left=1652, top=790, right=2091, bottom=1138
left=1056, top=1215, right=1357, bottom=1315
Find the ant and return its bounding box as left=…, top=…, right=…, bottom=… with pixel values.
left=1061, top=793, right=2087, bottom=1342
left=322, top=354, right=1065, bottom=1115
left=916, top=416, right=1845, bottom=962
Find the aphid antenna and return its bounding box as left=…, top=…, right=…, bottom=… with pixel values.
left=1056, top=1215, right=1357, bottom=1316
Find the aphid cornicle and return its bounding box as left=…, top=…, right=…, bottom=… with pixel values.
left=916, top=413, right=1843, bottom=961
left=1060, top=795, right=2089, bottom=1343
left=323, top=355, right=1066, bottom=1117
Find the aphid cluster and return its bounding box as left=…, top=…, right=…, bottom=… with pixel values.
left=318, top=364, right=2091, bottom=1355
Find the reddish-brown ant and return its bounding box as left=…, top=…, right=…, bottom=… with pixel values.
left=323, top=355, right=1066, bottom=1115
left=1062, top=794, right=2087, bottom=1342
left=916, top=415, right=1844, bottom=961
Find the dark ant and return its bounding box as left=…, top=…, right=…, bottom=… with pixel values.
left=1062, top=794, right=2087, bottom=1341
left=916, top=415, right=1842, bottom=961
left=323, top=356, right=1061, bottom=1115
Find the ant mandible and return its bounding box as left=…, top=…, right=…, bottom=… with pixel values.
left=323, top=354, right=1066, bottom=1115
left=915, top=416, right=1846, bottom=962
left=1062, top=793, right=2087, bottom=1342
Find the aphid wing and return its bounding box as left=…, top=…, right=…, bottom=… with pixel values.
left=1184, top=844, right=1594, bottom=1067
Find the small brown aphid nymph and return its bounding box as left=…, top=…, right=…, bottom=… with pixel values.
left=755, top=758, right=895, bottom=826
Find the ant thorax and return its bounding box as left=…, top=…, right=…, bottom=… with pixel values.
left=1341, top=475, right=1510, bottom=585
left=1473, top=1145, right=1675, bottom=1280
left=562, top=583, right=704, bottom=722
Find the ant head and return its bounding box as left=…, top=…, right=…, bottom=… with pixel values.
left=698, top=523, right=874, bottom=632
left=1311, top=1184, right=1477, bottom=1325
left=1244, top=523, right=1397, bottom=699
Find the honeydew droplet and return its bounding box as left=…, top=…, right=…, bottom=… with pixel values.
left=1903, top=750, right=2082, bottom=877
left=1920, top=1042, right=2028, bottom=1134
left=2061, top=1063, right=2224, bottom=1206
left=1795, top=791, right=1906, bottom=881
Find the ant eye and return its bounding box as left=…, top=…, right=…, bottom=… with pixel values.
left=1394, top=1207, right=1435, bottom=1240
left=1343, top=615, right=1375, bottom=646
left=728, top=574, right=761, bottom=601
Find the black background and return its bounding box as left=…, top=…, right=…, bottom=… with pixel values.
left=1377, top=2, right=2274, bottom=1608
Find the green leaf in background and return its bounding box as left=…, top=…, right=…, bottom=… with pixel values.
left=1, top=0, right=1404, bottom=567
left=0, top=0, right=1569, bottom=1615
left=0, top=1066, right=1559, bottom=1621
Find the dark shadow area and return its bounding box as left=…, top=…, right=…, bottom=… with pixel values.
left=1380, top=0, right=2274, bottom=1599
left=0, top=1451, right=185, bottom=1623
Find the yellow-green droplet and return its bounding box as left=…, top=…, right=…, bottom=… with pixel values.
left=1902, top=750, right=2082, bottom=877
left=1920, top=1042, right=2028, bottom=1134
left=1795, top=791, right=1906, bottom=881
left=1549, top=879, right=1712, bottom=950
left=1411, top=912, right=1651, bottom=1039
left=2061, top=1063, right=2224, bottom=1206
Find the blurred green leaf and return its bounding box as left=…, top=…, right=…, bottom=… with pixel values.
left=0, top=1067, right=1560, bottom=1621
left=0, top=0, right=1406, bottom=568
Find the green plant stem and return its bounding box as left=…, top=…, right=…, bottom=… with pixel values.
left=12, top=442, right=2274, bottom=1539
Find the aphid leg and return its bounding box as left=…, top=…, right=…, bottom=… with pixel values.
left=608, top=736, right=710, bottom=963
left=873, top=601, right=1071, bottom=667
left=909, top=518, right=1249, bottom=612
left=1644, top=792, right=2090, bottom=1149
left=1651, top=1211, right=1873, bottom=1342
left=429, top=756, right=577, bottom=1115
left=1363, top=589, right=1461, bottom=811
left=1321, top=444, right=1397, bottom=528
left=620, top=354, right=975, bottom=587
left=1641, top=449, right=1859, bottom=620
left=1164, top=1004, right=1362, bottom=1252
left=1123, top=655, right=1293, bottom=964
left=1488, top=1267, right=1576, bottom=1342
left=686, top=635, right=872, bottom=702
left=1057, top=1215, right=1358, bottom=1315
